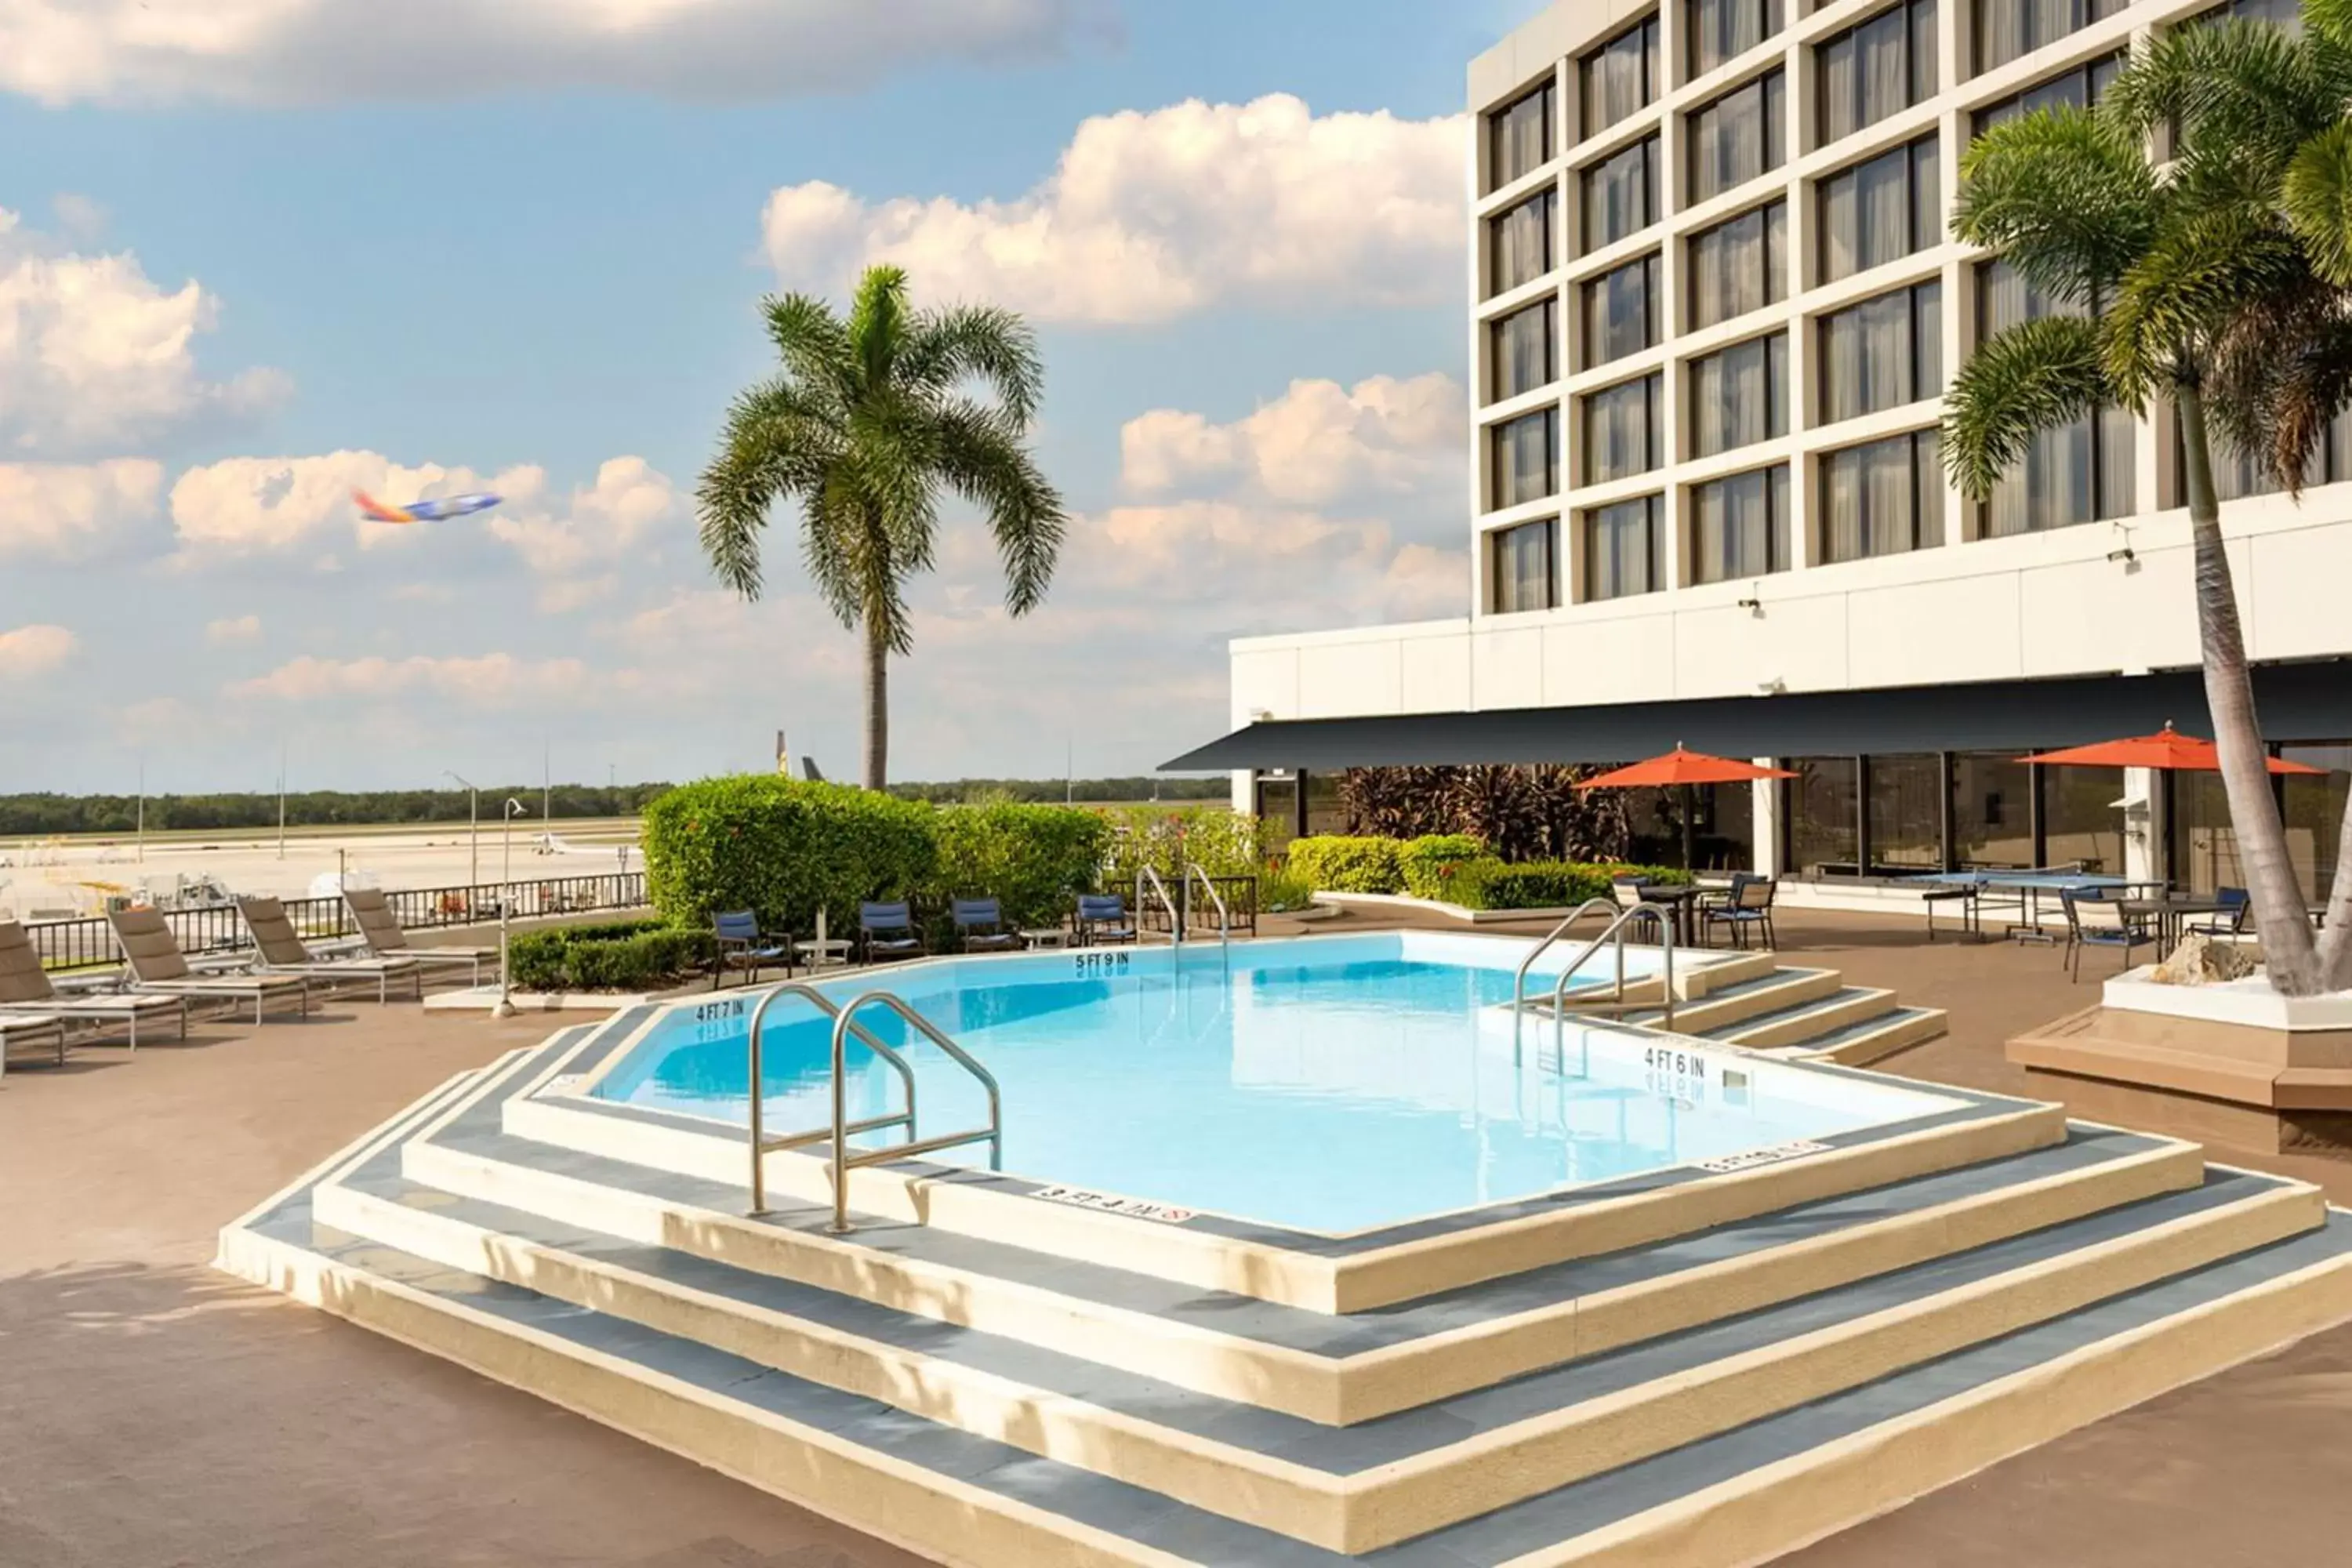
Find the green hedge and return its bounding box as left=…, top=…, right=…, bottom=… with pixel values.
left=508, top=920, right=715, bottom=992
left=1098, top=805, right=1271, bottom=884
left=642, top=775, right=936, bottom=935
left=1399, top=834, right=1492, bottom=901
left=1286, top=835, right=1405, bottom=893
left=929, top=803, right=1113, bottom=929
left=1477, top=862, right=1613, bottom=910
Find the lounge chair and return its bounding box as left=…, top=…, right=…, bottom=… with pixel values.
left=107, top=906, right=310, bottom=1023
left=713, top=910, right=793, bottom=989
left=0, top=1012, right=67, bottom=1077
left=858, top=902, right=924, bottom=963
left=1074, top=894, right=1137, bottom=947
left=952, top=898, right=1023, bottom=953
left=343, top=886, right=500, bottom=988
left=0, top=920, right=187, bottom=1048
left=238, top=896, right=424, bottom=1002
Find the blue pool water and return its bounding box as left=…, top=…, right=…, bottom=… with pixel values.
left=590, top=934, right=1947, bottom=1233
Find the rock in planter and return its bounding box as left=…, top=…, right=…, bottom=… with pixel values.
left=2150, top=931, right=2258, bottom=986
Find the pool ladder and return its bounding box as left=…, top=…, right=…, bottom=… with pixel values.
left=1510, top=897, right=1680, bottom=1062
left=742, top=982, right=1003, bottom=1236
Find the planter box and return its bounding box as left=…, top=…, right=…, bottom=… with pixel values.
left=2103, top=970, right=2352, bottom=1033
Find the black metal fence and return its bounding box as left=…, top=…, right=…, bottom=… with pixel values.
left=1136, top=874, right=1260, bottom=940
left=27, top=873, right=648, bottom=971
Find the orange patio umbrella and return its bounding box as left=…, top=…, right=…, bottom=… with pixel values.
left=2016, top=722, right=2325, bottom=775
left=1576, top=746, right=1798, bottom=869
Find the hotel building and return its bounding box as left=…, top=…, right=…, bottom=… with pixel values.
left=1170, top=0, right=2352, bottom=906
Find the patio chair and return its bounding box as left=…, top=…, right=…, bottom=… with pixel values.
left=858, top=902, right=923, bottom=963
left=1074, top=894, right=1138, bottom=947
left=712, top=910, right=792, bottom=990
left=1610, top=873, right=1668, bottom=942
left=238, top=896, right=424, bottom=1003
left=0, top=1012, right=67, bottom=1077
left=107, top=906, right=311, bottom=1024
left=343, top=886, right=500, bottom=988
left=2060, top=889, right=2155, bottom=982
left=1701, top=875, right=1778, bottom=950
left=2187, top=886, right=2252, bottom=938
left=0, top=920, right=187, bottom=1048
left=952, top=898, right=1024, bottom=954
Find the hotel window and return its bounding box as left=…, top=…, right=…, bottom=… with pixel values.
left=1819, top=279, right=1942, bottom=421
left=1954, top=751, right=2033, bottom=867
left=1867, top=754, right=1946, bottom=870
left=1488, top=188, right=1556, bottom=298
left=2281, top=744, right=2352, bottom=900
left=1976, top=258, right=2134, bottom=533
left=1582, top=18, right=1660, bottom=139
left=1689, top=334, right=1788, bottom=458
left=2190, top=405, right=2352, bottom=501
left=1689, top=464, right=1791, bottom=582
left=1584, top=495, right=1664, bottom=600
left=2043, top=765, right=2124, bottom=873
left=1687, top=70, right=1786, bottom=205
left=1817, top=0, right=1939, bottom=146
left=1584, top=136, right=1660, bottom=252
left=1788, top=757, right=1862, bottom=877
left=1972, top=52, right=2122, bottom=136
left=1817, top=136, right=1940, bottom=284
left=1491, top=407, right=1561, bottom=509
left=1490, top=517, right=1559, bottom=612
left=1820, top=429, right=1945, bottom=561
left=1488, top=299, right=1558, bottom=404
left=1689, top=0, right=1785, bottom=77
left=1584, top=374, right=1663, bottom=484
left=1583, top=252, right=1661, bottom=368
left=1489, top=80, right=1555, bottom=192
left=1974, top=0, right=2125, bottom=77
left=1688, top=201, right=1788, bottom=329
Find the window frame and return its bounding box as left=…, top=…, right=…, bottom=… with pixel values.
left=1488, top=517, right=1560, bottom=613
left=1818, top=429, right=1947, bottom=562
left=1581, top=252, right=1663, bottom=369
left=1687, top=0, right=1786, bottom=79
left=1487, top=80, right=1557, bottom=194
left=1971, top=0, right=2125, bottom=78
left=1972, top=256, right=2134, bottom=533
left=1817, top=278, right=1944, bottom=423
left=1582, top=372, right=1665, bottom=485
left=1969, top=51, right=2123, bottom=138
left=1486, top=297, right=1559, bottom=405
left=1815, top=0, right=1940, bottom=147
left=1580, top=17, right=1661, bottom=141
left=1815, top=133, right=1941, bottom=285
left=1689, top=463, right=1792, bottom=583
left=1487, top=187, right=1558, bottom=299
left=1490, top=405, right=1563, bottom=510
left=1686, top=199, right=1789, bottom=331
left=1582, top=134, right=1661, bottom=254
left=1582, top=494, right=1666, bottom=601
left=1688, top=332, right=1789, bottom=459
left=1686, top=67, right=1788, bottom=206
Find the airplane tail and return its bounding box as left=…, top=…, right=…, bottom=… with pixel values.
left=352, top=489, right=411, bottom=524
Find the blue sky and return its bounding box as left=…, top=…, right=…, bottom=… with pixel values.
left=0, top=0, right=1539, bottom=792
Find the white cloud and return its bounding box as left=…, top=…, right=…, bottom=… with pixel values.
left=762, top=94, right=1468, bottom=325
left=1121, top=373, right=1466, bottom=507
left=227, top=652, right=590, bottom=708
left=204, top=612, right=263, bottom=644
left=166, top=448, right=544, bottom=559
left=0, top=622, right=76, bottom=679
left=488, top=455, right=679, bottom=598
left=0, top=0, right=1114, bottom=107
left=0, top=208, right=287, bottom=455
left=0, top=458, right=164, bottom=559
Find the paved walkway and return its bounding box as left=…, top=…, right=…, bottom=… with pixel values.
left=2, top=918, right=2347, bottom=1566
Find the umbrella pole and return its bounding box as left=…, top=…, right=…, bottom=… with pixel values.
left=1680, top=784, right=1694, bottom=871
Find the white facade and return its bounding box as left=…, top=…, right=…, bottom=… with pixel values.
left=1229, top=0, right=2352, bottom=738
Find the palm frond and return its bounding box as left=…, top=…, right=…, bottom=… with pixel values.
left=1941, top=315, right=2111, bottom=499
left=2103, top=205, right=2307, bottom=397
left=1955, top=107, right=2161, bottom=305
left=2104, top=20, right=2336, bottom=168
left=847, top=265, right=912, bottom=396
left=761, top=293, right=855, bottom=401
left=898, top=303, right=1047, bottom=428
left=695, top=377, right=843, bottom=600
left=2284, top=119, right=2352, bottom=287
left=933, top=402, right=1067, bottom=616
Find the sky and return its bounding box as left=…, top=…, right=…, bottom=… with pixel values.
left=0, top=0, right=1542, bottom=793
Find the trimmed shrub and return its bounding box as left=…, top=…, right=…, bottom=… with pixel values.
left=1287, top=835, right=1405, bottom=894
left=1596, top=862, right=1696, bottom=887
left=507, top=920, right=714, bottom=992
left=1258, top=866, right=1319, bottom=913
left=1477, top=862, right=1617, bottom=910
left=928, top=804, right=1113, bottom=930
left=1399, top=834, right=1490, bottom=900
left=1098, top=805, right=1270, bottom=884
left=642, top=775, right=936, bottom=935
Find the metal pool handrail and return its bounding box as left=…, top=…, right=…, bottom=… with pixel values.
left=1512, top=898, right=1620, bottom=1014
left=745, top=982, right=918, bottom=1214
left=1137, top=865, right=1182, bottom=955
left=1182, top=862, right=1231, bottom=956
left=1550, top=902, right=1679, bottom=1032
left=826, top=990, right=1003, bottom=1236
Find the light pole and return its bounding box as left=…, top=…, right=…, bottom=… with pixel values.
left=492, top=797, right=527, bottom=1018
left=445, top=771, right=480, bottom=890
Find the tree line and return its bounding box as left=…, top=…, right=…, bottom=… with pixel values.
left=0, top=777, right=1225, bottom=835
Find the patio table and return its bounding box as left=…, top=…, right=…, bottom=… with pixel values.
left=2115, top=895, right=2229, bottom=953
left=1633, top=884, right=1706, bottom=947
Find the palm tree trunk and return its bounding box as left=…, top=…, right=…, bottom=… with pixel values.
left=2177, top=383, right=2324, bottom=993
left=2316, top=798, right=2352, bottom=985
left=861, top=614, right=888, bottom=791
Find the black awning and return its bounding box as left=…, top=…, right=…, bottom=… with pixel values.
left=1161, top=660, right=2352, bottom=771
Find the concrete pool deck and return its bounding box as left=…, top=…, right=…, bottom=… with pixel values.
left=4, top=909, right=2350, bottom=1566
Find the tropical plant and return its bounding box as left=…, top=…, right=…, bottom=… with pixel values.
left=1940, top=4, right=2352, bottom=993
left=696, top=265, right=1067, bottom=789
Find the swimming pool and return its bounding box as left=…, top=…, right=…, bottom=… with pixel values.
left=587, top=933, right=1952, bottom=1234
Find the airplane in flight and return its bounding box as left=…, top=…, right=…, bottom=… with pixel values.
left=353, top=489, right=504, bottom=524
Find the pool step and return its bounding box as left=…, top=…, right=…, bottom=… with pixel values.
left=1784, top=1004, right=1952, bottom=1066
left=222, top=1159, right=2352, bottom=1566
left=309, top=1154, right=2318, bottom=1552
left=1608, top=967, right=1842, bottom=1035
left=1700, top=985, right=1897, bottom=1050
left=394, top=1045, right=2189, bottom=1425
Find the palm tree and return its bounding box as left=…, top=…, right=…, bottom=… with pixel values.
left=697, top=265, right=1066, bottom=789
left=1941, top=5, right=2352, bottom=993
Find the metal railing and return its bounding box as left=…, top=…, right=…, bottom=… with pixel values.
left=1510, top=897, right=1679, bottom=1060
left=21, top=872, right=647, bottom=971
left=1181, top=863, right=1232, bottom=956
left=1134, top=873, right=1257, bottom=939
left=1135, top=866, right=1181, bottom=952
left=743, top=982, right=1004, bottom=1236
